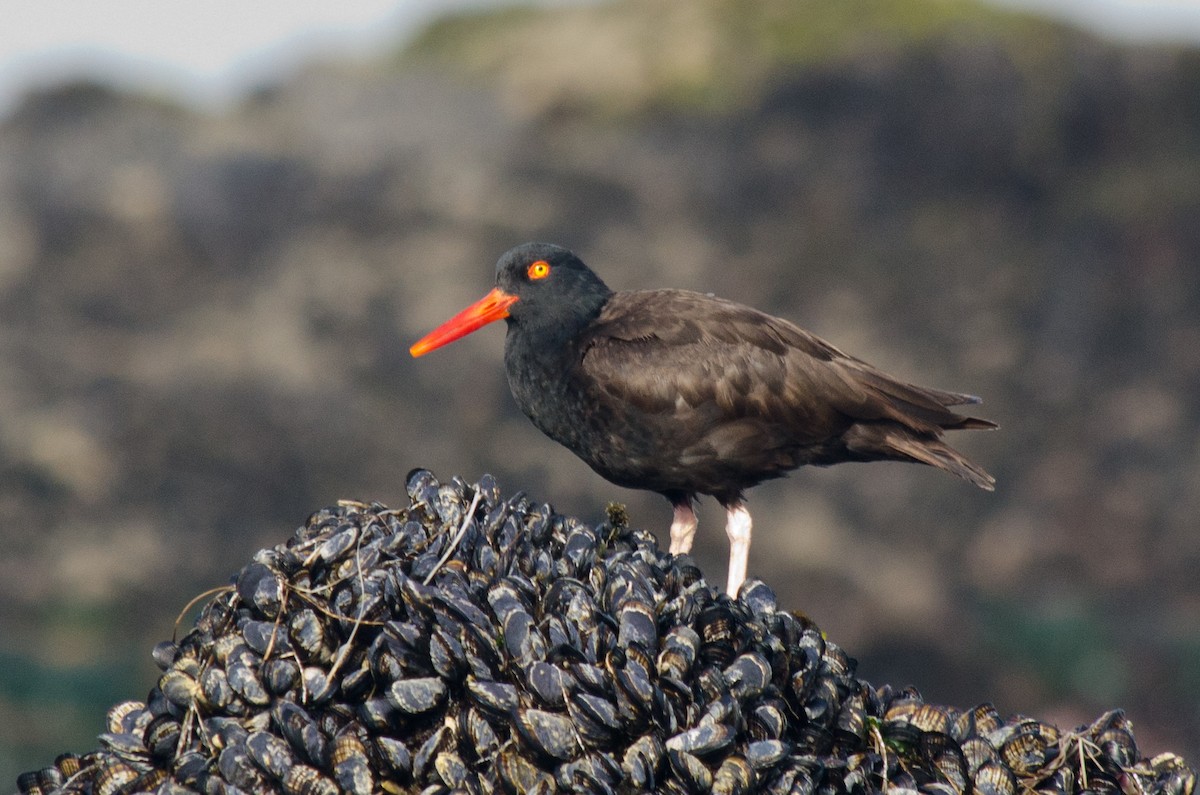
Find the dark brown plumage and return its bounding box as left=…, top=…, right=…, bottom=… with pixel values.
left=411, top=243, right=995, bottom=595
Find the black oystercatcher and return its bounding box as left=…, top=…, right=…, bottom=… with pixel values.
left=411, top=243, right=995, bottom=596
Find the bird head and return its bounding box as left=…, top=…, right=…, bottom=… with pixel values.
left=410, top=243, right=612, bottom=356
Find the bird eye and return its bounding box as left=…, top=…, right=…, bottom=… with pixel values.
left=527, top=260, right=551, bottom=280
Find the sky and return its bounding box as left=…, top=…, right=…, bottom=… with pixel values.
left=1, top=0, right=1199, bottom=117
left=0, top=0, right=487, bottom=115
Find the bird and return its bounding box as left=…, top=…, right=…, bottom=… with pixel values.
left=410, top=242, right=995, bottom=597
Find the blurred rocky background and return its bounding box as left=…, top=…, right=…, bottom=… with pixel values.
left=2, top=0, right=1199, bottom=785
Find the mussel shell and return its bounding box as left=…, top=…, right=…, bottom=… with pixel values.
left=243, top=620, right=290, bottom=656
left=513, top=708, right=582, bottom=762
left=282, top=764, right=339, bottom=795
left=712, top=755, right=756, bottom=795
left=613, top=667, right=655, bottom=731
left=371, top=735, right=412, bottom=779
left=434, top=751, right=472, bottom=789
left=501, top=608, right=547, bottom=667
left=738, top=579, right=778, bottom=615
left=460, top=706, right=502, bottom=760
left=497, top=749, right=556, bottom=794
left=657, top=629, right=700, bottom=677
left=920, top=731, right=969, bottom=792
left=571, top=661, right=614, bottom=696
left=466, top=676, right=519, bottom=715
left=105, top=700, right=148, bottom=736
left=272, top=701, right=326, bottom=766
left=558, top=751, right=622, bottom=792
left=959, top=736, right=998, bottom=775
left=386, top=676, right=447, bottom=716
left=667, top=749, right=713, bottom=794
left=1096, top=726, right=1139, bottom=769
left=997, top=721, right=1057, bottom=776
left=289, top=609, right=331, bottom=663
left=151, top=641, right=181, bottom=672
left=246, top=730, right=295, bottom=780
left=217, top=743, right=267, bottom=791
left=93, top=761, right=139, bottom=795
left=969, top=703, right=1004, bottom=737
left=97, top=732, right=148, bottom=765
left=310, top=524, right=359, bottom=566
left=429, top=625, right=468, bottom=682
left=703, top=692, right=742, bottom=728
left=143, top=714, right=182, bottom=759
left=723, top=652, right=772, bottom=700
left=262, top=657, right=301, bottom=696
left=338, top=664, right=373, bottom=702
left=412, top=725, right=453, bottom=782
left=159, top=670, right=200, bottom=708
left=1149, top=755, right=1196, bottom=795
left=617, top=600, right=657, bottom=651
left=835, top=691, right=867, bottom=741
left=747, top=700, right=787, bottom=741
left=301, top=666, right=339, bottom=705
left=199, top=666, right=234, bottom=710
left=622, top=734, right=665, bottom=789
left=666, top=722, right=735, bottom=758
left=696, top=605, right=738, bottom=667
left=330, top=734, right=373, bottom=795
left=357, top=696, right=398, bottom=732
left=526, top=661, right=574, bottom=708
left=430, top=586, right=491, bottom=633
left=15, top=770, right=44, bottom=795
left=973, top=759, right=1017, bottom=795
left=227, top=659, right=270, bottom=706
left=745, top=739, right=791, bottom=771
left=236, top=562, right=285, bottom=618
left=171, top=750, right=211, bottom=785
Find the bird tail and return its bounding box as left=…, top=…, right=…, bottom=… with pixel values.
left=843, top=363, right=997, bottom=434
left=845, top=425, right=996, bottom=491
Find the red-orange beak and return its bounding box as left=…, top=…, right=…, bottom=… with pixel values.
left=410, top=287, right=519, bottom=357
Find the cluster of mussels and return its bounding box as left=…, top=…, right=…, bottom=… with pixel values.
left=17, top=471, right=1196, bottom=795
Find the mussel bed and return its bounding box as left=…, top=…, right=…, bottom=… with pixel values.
left=16, top=471, right=1196, bottom=795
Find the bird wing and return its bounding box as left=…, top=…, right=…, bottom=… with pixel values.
left=578, top=289, right=992, bottom=440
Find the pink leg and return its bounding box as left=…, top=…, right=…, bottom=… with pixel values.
left=724, top=502, right=752, bottom=597
left=669, top=500, right=698, bottom=554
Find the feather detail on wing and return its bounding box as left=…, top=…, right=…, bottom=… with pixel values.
left=580, top=289, right=995, bottom=439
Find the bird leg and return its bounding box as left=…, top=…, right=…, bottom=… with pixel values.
left=669, top=499, right=698, bottom=554
left=724, top=502, right=752, bottom=597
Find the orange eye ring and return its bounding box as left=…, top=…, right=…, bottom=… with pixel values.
left=527, top=260, right=551, bottom=280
